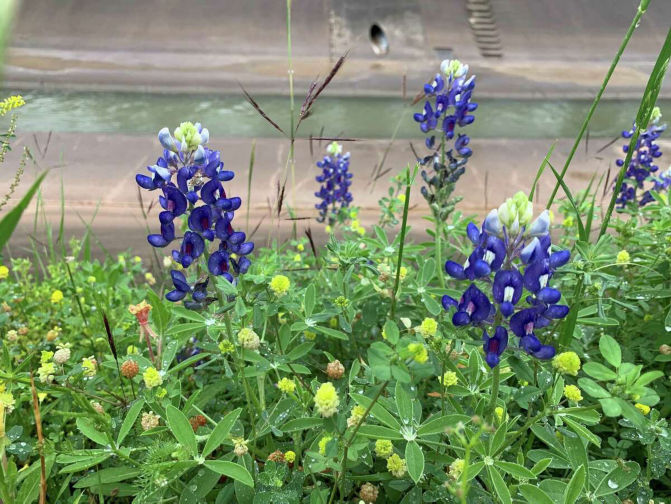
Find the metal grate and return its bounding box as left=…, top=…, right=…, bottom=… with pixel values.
left=466, top=0, right=503, bottom=58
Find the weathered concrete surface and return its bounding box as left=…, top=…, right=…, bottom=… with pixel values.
left=3, top=132, right=663, bottom=258
left=4, top=0, right=671, bottom=99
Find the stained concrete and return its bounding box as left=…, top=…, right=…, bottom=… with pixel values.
left=3, top=132, right=663, bottom=258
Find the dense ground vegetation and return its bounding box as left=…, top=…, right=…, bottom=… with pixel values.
left=1, top=2, right=671, bottom=502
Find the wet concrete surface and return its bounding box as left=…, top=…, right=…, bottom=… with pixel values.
left=4, top=132, right=663, bottom=259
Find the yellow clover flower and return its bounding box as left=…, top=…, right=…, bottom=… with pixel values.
left=635, top=403, right=651, bottom=415
left=438, top=371, right=458, bottom=387
left=0, top=95, right=25, bottom=116
left=314, top=382, right=339, bottom=418
left=564, top=385, right=583, bottom=403
left=318, top=435, right=332, bottom=456
left=284, top=450, right=296, bottom=463
left=407, top=343, right=428, bottom=364
left=82, top=356, right=97, bottom=377
left=269, top=275, right=290, bottom=296
left=552, top=351, right=581, bottom=376
left=418, top=317, right=438, bottom=338
left=616, top=250, right=630, bottom=265
left=0, top=265, right=9, bottom=280
left=374, top=439, right=393, bottom=459
left=50, top=290, right=64, bottom=303
left=277, top=378, right=296, bottom=394
left=143, top=367, right=163, bottom=389
left=386, top=453, right=406, bottom=478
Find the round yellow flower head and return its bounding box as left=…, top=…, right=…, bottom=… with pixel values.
left=284, top=450, right=296, bottom=463
left=293, top=254, right=301, bottom=262
left=563, top=385, right=583, bottom=403
left=386, top=453, right=407, bottom=478
left=418, top=317, right=438, bottom=338
left=407, top=342, right=428, bottom=364
left=635, top=403, right=651, bottom=415
left=237, top=327, right=260, bottom=350
left=494, top=407, right=506, bottom=423
left=318, top=435, right=333, bottom=455
left=439, top=371, right=458, bottom=387
left=0, top=265, right=9, bottom=280
left=86, top=275, right=96, bottom=284
left=374, top=439, right=394, bottom=459
left=616, top=250, right=630, bottom=265
left=297, top=243, right=305, bottom=252
left=269, top=275, right=291, bottom=296
left=37, top=362, right=56, bottom=383
left=144, top=272, right=156, bottom=285
left=50, top=290, right=64, bottom=303
left=314, top=382, right=340, bottom=417
left=156, top=387, right=167, bottom=399
left=562, top=215, right=574, bottom=228
left=82, top=356, right=97, bottom=377
left=143, top=367, right=163, bottom=389
left=325, top=225, right=332, bottom=233
left=0, top=390, right=15, bottom=412
left=552, top=351, right=581, bottom=376
left=218, top=340, right=234, bottom=354
left=398, top=193, right=406, bottom=204
left=40, top=350, right=54, bottom=364
left=347, top=404, right=367, bottom=427
left=0, top=95, right=25, bottom=116
left=277, top=377, right=296, bottom=394
left=449, top=458, right=465, bottom=480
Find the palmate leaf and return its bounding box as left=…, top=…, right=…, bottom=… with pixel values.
left=0, top=170, right=48, bottom=252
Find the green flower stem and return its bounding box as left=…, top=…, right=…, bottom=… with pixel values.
left=485, top=365, right=500, bottom=422
left=391, top=166, right=415, bottom=319
left=328, top=380, right=390, bottom=504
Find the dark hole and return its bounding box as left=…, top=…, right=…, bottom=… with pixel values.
left=369, top=24, right=389, bottom=56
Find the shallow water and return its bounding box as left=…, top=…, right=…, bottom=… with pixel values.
left=4, top=90, right=669, bottom=139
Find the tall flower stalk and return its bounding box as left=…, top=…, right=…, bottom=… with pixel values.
left=136, top=122, right=254, bottom=308
left=614, top=106, right=669, bottom=208
left=314, top=141, right=353, bottom=227
left=413, top=59, right=477, bottom=285
left=442, top=192, right=571, bottom=414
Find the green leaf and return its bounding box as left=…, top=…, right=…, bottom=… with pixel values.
left=599, top=334, right=621, bottom=368
left=489, top=421, right=507, bottom=456
left=487, top=466, right=511, bottom=504
left=563, top=417, right=601, bottom=447
left=350, top=392, right=400, bottom=430
left=494, top=461, right=536, bottom=480
left=582, top=362, right=617, bottom=381
left=383, top=319, right=400, bottom=345
left=356, top=425, right=404, bottom=440
left=202, top=408, right=242, bottom=457
left=204, top=461, right=254, bottom=488
left=394, top=382, right=413, bottom=424
left=0, top=170, right=48, bottom=252
left=304, top=284, right=316, bottom=317
left=563, top=465, right=586, bottom=504
left=420, top=258, right=436, bottom=286
left=599, top=397, right=622, bottom=417
left=634, top=370, right=664, bottom=387
left=423, top=295, right=442, bottom=316
left=73, top=466, right=141, bottom=488
left=531, top=458, right=552, bottom=475
left=518, top=484, right=554, bottom=504
left=165, top=405, right=198, bottom=457
left=417, top=414, right=471, bottom=437
left=117, top=400, right=144, bottom=446
left=314, top=326, right=348, bottom=341
left=405, top=441, right=424, bottom=484
left=594, top=461, right=640, bottom=497
left=59, top=454, right=111, bottom=474
left=281, top=417, right=324, bottom=433
left=577, top=378, right=611, bottom=399
left=76, top=418, right=108, bottom=446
